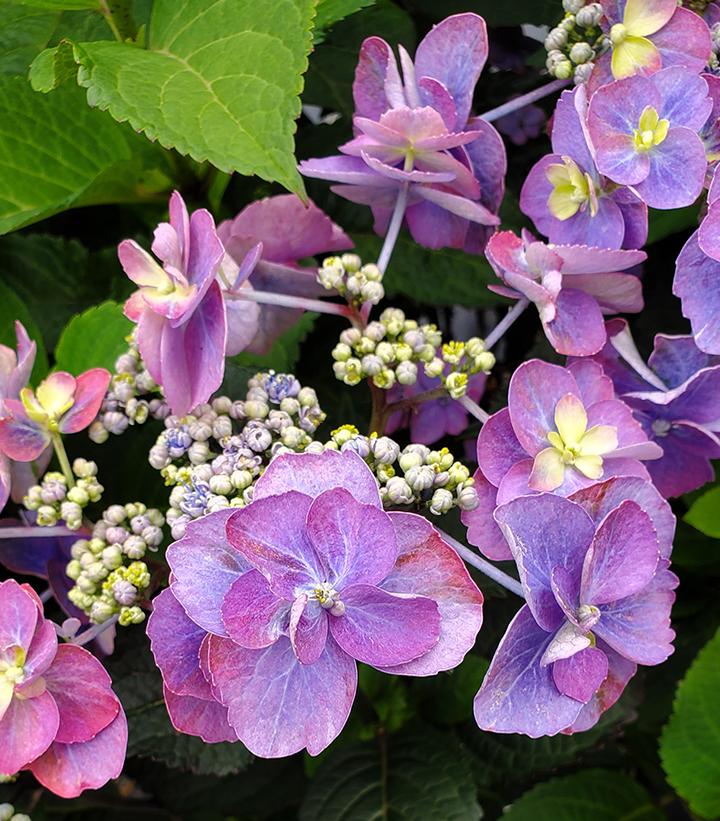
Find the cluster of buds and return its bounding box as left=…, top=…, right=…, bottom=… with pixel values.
left=545, top=1, right=605, bottom=85
left=158, top=373, right=326, bottom=539
left=89, top=336, right=168, bottom=443
left=710, top=20, right=720, bottom=72
left=0, top=805, right=30, bottom=821
left=65, top=503, right=164, bottom=625
left=308, top=425, right=480, bottom=516
left=317, top=253, right=384, bottom=306
left=23, top=459, right=103, bottom=530
left=332, top=307, right=495, bottom=398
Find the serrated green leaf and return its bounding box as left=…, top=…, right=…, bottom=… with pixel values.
left=0, top=280, right=49, bottom=383
left=660, top=628, right=720, bottom=818
left=352, top=233, right=507, bottom=308
left=55, top=301, right=132, bottom=373
left=67, top=0, right=314, bottom=195
left=0, top=77, right=171, bottom=234
left=684, top=487, right=720, bottom=539
left=300, top=725, right=481, bottom=821
left=106, top=626, right=252, bottom=776
left=503, top=769, right=662, bottom=820
left=314, top=0, right=376, bottom=43
left=232, top=312, right=317, bottom=374
left=29, top=40, right=77, bottom=91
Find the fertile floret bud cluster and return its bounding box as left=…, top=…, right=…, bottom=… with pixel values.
left=65, top=502, right=164, bottom=625
left=0, top=805, right=30, bottom=821
left=332, top=308, right=494, bottom=395
left=317, top=253, right=385, bottom=306
left=23, top=459, right=103, bottom=530
left=545, top=3, right=605, bottom=85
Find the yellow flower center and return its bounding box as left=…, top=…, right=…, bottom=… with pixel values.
left=633, top=106, right=669, bottom=152
left=545, top=157, right=598, bottom=221
left=610, top=23, right=627, bottom=45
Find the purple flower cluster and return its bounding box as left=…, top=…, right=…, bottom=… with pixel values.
left=148, top=450, right=483, bottom=757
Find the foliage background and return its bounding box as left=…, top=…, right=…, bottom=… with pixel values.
left=0, top=0, right=718, bottom=818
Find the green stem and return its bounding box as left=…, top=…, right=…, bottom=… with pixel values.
left=51, top=432, right=75, bottom=489
left=98, top=0, right=136, bottom=42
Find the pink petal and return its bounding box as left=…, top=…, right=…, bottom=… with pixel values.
left=221, top=570, right=290, bottom=649
left=461, top=470, right=512, bottom=561
left=0, top=400, right=50, bottom=462
left=544, top=288, right=607, bottom=356
left=59, top=369, right=111, bottom=434
left=0, top=689, right=59, bottom=774
left=29, top=708, right=127, bottom=799
left=353, top=36, right=404, bottom=120
left=117, top=240, right=167, bottom=288
left=163, top=685, right=237, bottom=743
left=289, top=595, right=328, bottom=664
left=329, top=584, right=440, bottom=667
left=0, top=578, right=39, bottom=652
left=553, top=646, right=609, bottom=704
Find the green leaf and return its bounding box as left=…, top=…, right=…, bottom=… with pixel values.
left=299, top=724, right=481, bottom=821
left=55, top=301, right=133, bottom=373
left=314, top=0, right=376, bottom=43
left=0, top=77, right=171, bottom=234
left=660, top=628, right=720, bottom=818
left=352, top=233, right=507, bottom=308
left=66, top=0, right=315, bottom=195
left=0, top=5, right=61, bottom=76
left=232, top=311, right=317, bottom=373
left=503, top=769, right=663, bottom=820
left=11, top=0, right=100, bottom=8
left=0, top=234, right=131, bottom=350
left=647, top=203, right=702, bottom=245
left=106, top=626, right=252, bottom=776
left=29, top=40, right=77, bottom=91
left=684, top=487, right=720, bottom=539
left=0, top=281, right=49, bottom=383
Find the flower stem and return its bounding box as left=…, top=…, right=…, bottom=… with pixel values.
left=0, top=525, right=77, bottom=539
left=40, top=588, right=53, bottom=603
left=479, top=78, right=570, bottom=123
left=484, top=298, right=530, bottom=350
left=456, top=394, right=489, bottom=425
left=439, top=530, right=525, bottom=598
left=72, top=614, right=119, bottom=646
left=377, top=183, right=409, bottom=273
left=226, top=289, right=356, bottom=320
left=51, top=433, right=75, bottom=489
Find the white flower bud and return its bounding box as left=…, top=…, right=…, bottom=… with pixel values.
left=405, top=464, right=435, bottom=492
left=544, top=26, right=568, bottom=50
left=332, top=343, right=352, bottom=361
left=399, top=451, right=423, bottom=472
left=142, top=525, right=163, bottom=548
left=457, top=485, right=480, bottom=511
left=123, top=535, right=147, bottom=559
left=364, top=322, right=386, bottom=342
left=445, top=372, right=468, bottom=399
left=209, top=474, right=233, bottom=495
left=101, top=545, right=123, bottom=570
left=341, top=253, right=362, bottom=272
left=67, top=485, right=89, bottom=506
left=475, top=351, right=496, bottom=373
left=574, top=62, right=594, bottom=85
left=396, top=360, right=418, bottom=385
left=361, top=354, right=384, bottom=376
left=90, top=600, right=116, bottom=623
left=424, top=358, right=444, bottom=378
left=89, top=420, right=110, bottom=443
left=105, top=505, right=127, bottom=525
left=188, top=441, right=210, bottom=464
left=569, top=41, right=594, bottom=64
left=244, top=399, right=269, bottom=419
left=385, top=477, right=414, bottom=505
left=339, top=327, right=362, bottom=346
left=429, top=488, right=454, bottom=515
left=231, top=469, right=254, bottom=490
left=279, top=397, right=300, bottom=416
left=372, top=436, right=400, bottom=464
left=86, top=560, right=109, bottom=583
left=360, top=281, right=384, bottom=303
left=0, top=805, right=15, bottom=821
left=563, top=0, right=586, bottom=12
left=576, top=3, right=601, bottom=27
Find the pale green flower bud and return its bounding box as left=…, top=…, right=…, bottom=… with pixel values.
left=429, top=488, right=454, bottom=515
left=465, top=337, right=486, bottom=357
left=332, top=343, right=352, bottom=361
left=86, top=561, right=109, bottom=583
left=67, top=486, right=89, bottom=506
left=0, top=804, right=15, bottom=821
left=298, top=387, right=318, bottom=407
left=375, top=341, right=394, bottom=363
left=37, top=505, right=58, bottom=527
left=244, top=399, right=269, bottom=419
left=448, top=462, right=470, bottom=485
left=89, top=421, right=109, bottom=443
left=475, top=351, right=496, bottom=373
left=396, top=360, right=418, bottom=385
left=105, top=505, right=127, bottom=525
left=394, top=342, right=413, bottom=362
left=364, top=322, right=386, bottom=343
left=341, top=253, right=362, bottom=272
left=399, top=451, right=423, bottom=472
left=360, top=281, right=384, bottom=303
left=90, top=600, right=115, bottom=624
left=372, top=369, right=396, bottom=389
left=569, top=42, right=594, bottom=64
left=209, top=474, right=233, bottom=495
left=231, top=469, right=254, bottom=490
left=356, top=336, right=376, bottom=355
left=66, top=559, right=82, bottom=581
left=445, top=372, right=468, bottom=399
left=101, top=545, right=123, bottom=570
left=280, top=397, right=300, bottom=416
left=340, top=327, right=363, bottom=346
left=424, top=357, right=444, bottom=378
left=119, top=605, right=145, bottom=626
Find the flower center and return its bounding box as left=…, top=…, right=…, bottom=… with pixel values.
left=633, top=106, right=669, bottom=152
left=0, top=647, right=26, bottom=688
left=651, top=418, right=672, bottom=437
left=610, top=23, right=627, bottom=46
left=546, top=157, right=598, bottom=221
left=577, top=603, right=601, bottom=631
left=311, top=582, right=345, bottom=616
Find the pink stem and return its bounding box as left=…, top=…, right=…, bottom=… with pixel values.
left=479, top=78, right=570, bottom=123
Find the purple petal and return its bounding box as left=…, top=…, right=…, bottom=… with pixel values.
left=329, top=584, right=439, bottom=667
left=0, top=401, right=50, bottom=462
left=461, top=470, right=511, bottom=561
left=414, top=186, right=500, bottom=225
left=551, top=86, right=595, bottom=169
left=253, top=450, right=382, bottom=508
left=655, top=67, right=711, bottom=130
left=378, top=512, right=483, bottom=675
left=646, top=421, right=720, bottom=497
left=648, top=334, right=717, bottom=388
left=226, top=492, right=321, bottom=598
left=545, top=288, right=607, bottom=356
left=0, top=578, right=38, bottom=652
left=595, top=559, right=677, bottom=664
left=163, top=685, right=236, bottom=743
left=221, top=570, right=289, bottom=649
left=674, top=231, right=720, bottom=354
left=632, top=128, right=707, bottom=209
left=207, top=634, right=357, bottom=758
left=405, top=199, right=469, bottom=249
left=476, top=408, right=526, bottom=486
left=44, top=644, right=119, bottom=744
left=570, top=476, right=675, bottom=559
left=305, top=488, right=397, bottom=588
left=0, top=689, right=59, bottom=774
left=147, top=588, right=211, bottom=697
left=353, top=36, right=404, bottom=120
left=581, top=501, right=659, bottom=606
left=167, top=508, right=250, bottom=637
left=186, top=208, right=224, bottom=295
left=464, top=118, right=507, bottom=215
left=414, top=13, right=488, bottom=127
left=474, top=605, right=583, bottom=737
left=595, top=132, right=650, bottom=186
left=299, top=154, right=398, bottom=186
left=495, top=495, right=595, bottom=631
left=508, top=360, right=581, bottom=456
left=29, top=709, right=127, bottom=799
left=652, top=8, right=712, bottom=75
left=289, top=596, right=328, bottom=664
left=58, top=369, right=111, bottom=434
left=587, top=399, right=661, bottom=458
left=553, top=646, right=609, bottom=704
left=418, top=76, right=457, bottom=131
left=567, top=360, right=616, bottom=405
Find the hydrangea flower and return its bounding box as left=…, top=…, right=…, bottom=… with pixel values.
left=0, top=369, right=110, bottom=463
left=588, top=0, right=711, bottom=89
left=673, top=163, right=720, bottom=354
left=486, top=230, right=645, bottom=355
left=148, top=449, right=483, bottom=758
left=0, top=323, right=49, bottom=512
left=582, top=319, right=720, bottom=496
left=300, top=14, right=506, bottom=252
left=586, top=67, right=711, bottom=209
left=119, top=191, right=227, bottom=416
left=521, top=87, right=647, bottom=250
left=218, top=195, right=352, bottom=354
left=0, top=579, right=126, bottom=796
left=699, top=73, right=720, bottom=172
left=474, top=493, right=677, bottom=737
left=385, top=368, right=486, bottom=445
left=461, top=358, right=662, bottom=560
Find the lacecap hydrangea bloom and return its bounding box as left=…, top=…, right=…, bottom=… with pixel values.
left=0, top=579, right=127, bottom=796
left=474, top=492, right=677, bottom=737
left=148, top=449, right=483, bottom=757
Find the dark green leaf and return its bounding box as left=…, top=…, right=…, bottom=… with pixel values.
left=232, top=311, right=317, bottom=374
left=660, top=628, right=720, bottom=819
left=315, top=0, right=376, bottom=43
left=300, top=724, right=481, bottom=821
left=0, top=280, right=49, bottom=383
left=55, top=301, right=133, bottom=373
left=503, top=768, right=663, bottom=820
